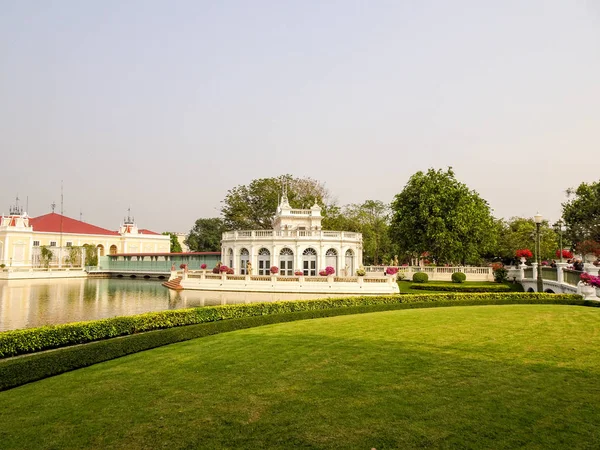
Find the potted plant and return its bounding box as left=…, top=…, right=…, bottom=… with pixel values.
left=294, top=270, right=303, bottom=276
left=515, top=249, right=533, bottom=264
left=356, top=266, right=366, bottom=276
left=556, top=249, right=573, bottom=259
left=201, top=263, right=207, bottom=271
left=270, top=266, right=279, bottom=275
left=579, top=272, right=600, bottom=300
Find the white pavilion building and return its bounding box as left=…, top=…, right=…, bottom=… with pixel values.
left=220, top=193, right=363, bottom=276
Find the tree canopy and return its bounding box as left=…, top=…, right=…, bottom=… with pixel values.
left=495, top=217, right=558, bottom=262
left=389, top=168, right=496, bottom=265
left=162, top=232, right=182, bottom=253
left=221, top=175, right=333, bottom=230
left=562, top=180, right=600, bottom=245
left=185, top=218, right=225, bottom=252
left=325, top=200, right=394, bottom=265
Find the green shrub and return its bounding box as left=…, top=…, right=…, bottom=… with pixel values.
left=494, top=267, right=509, bottom=283
left=451, top=272, right=466, bottom=283
left=410, top=284, right=511, bottom=293
left=412, top=272, right=429, bottom=283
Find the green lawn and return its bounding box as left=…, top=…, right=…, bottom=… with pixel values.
left=1, top=305, right=599, bottom=449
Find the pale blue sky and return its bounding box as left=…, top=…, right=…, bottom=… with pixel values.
left=1, top=0, right=599, bottom=232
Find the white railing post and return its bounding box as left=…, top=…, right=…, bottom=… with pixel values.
left=555, top=262, right=568, bottom=284
left=531, top=262, right=538, bottom=281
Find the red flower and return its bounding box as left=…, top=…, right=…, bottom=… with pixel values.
left=270, top=266, right=279, bottom=274
left=555, top=249, right=573, bottom=259
left=201, top=263, right=207, bottom=269
left=515, top=249, right=533, bottom=259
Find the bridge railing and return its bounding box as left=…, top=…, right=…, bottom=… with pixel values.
left=563, top=269, right=583, bottom=287
left=541, top=267, right=558, bottom=281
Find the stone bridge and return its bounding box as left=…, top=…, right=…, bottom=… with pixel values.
left=509, top=261, right=599, bottom=300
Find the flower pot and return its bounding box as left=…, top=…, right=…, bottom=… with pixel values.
left=580, top=284, right=598, bottom=301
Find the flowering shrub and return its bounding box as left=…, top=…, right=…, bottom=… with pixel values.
left=270, top=266, right=279, bottom=274
left=219, top=265, right=229, bottom=273
left=356, top=267, right=366, bottom=276
left=491, top=262, right=503, bottom=271
left=226, top=268, right=234, bottom=275
left=575, top=240, right=600, bottom=257
left=319, top=270, right=327, bottom=276
left=541, top=261, right=549, bottom=266
left=201, top=263, right=207, bottom=269
left=179, top=264, right=187, bottom=270
left=515, top=249, right=533, bottom=259
left=556, top=250, right=573, bottom=259
left=212, top=267, right=220, bottom=274
left=580, top=273, right=600, bottom=287
left=325, top=266, right=335, bottom=275
left=294, top=270, right=303, bottom=276
left=385, top=267, right=399, bottom=275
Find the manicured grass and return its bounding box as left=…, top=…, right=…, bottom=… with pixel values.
left=1, top=305, right=599, bottom=449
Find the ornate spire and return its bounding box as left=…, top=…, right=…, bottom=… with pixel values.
left=280, top=180, right=290, bottom=208
left=9, top=194, right=23, bottom=215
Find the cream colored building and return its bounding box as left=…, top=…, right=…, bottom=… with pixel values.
left=0, top=205, right=169, bottom=267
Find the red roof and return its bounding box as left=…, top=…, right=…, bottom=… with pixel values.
left=138, top=229, right=161, bottom=235
left=29, top=213, right=119, bottom=236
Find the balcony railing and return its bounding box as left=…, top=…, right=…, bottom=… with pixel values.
left=222, top=230, right=362, bottom=241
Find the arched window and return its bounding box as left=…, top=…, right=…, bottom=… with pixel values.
left=279, top=248, right=294, bottom=276
left=345, top=249, right=355, bottom=276
left=302, top=248, right=317, bottom=276
left=109, top=245, right=118, bottom=255
left=240, top=248, right=249, bottom=275
left=325, top=248, right=338, bottom=275
left=258, top=248, right=271, bottom=275
left=97, top=244, right=105, bottom=257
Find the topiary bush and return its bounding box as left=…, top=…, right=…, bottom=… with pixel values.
left=451, top=272, right=466, bottom=283
left=412, top=272, right=429, bottom=283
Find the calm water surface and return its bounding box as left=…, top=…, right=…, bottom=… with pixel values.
left=0, top=278, right=329, bottom=331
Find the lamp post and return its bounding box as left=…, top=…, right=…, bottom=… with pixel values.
left=534, top=212, right=543, bottom=292
left=555, top=220, right=564, bottom=263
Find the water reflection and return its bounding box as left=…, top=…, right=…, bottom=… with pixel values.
left=0, top=278, right=332, bottom=331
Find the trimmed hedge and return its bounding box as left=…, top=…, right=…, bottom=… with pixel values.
left=0, top=293, right=581, bottom=359
left=0, top=293, right=594, bottom=392
left=451, top=272, right=467, bottom=283
left=410, top=284, right=511, bottom=293
left=412, top=272, right=429, bottom=283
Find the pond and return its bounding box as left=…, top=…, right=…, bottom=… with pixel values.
left=0, top=278, right=329, bottom=332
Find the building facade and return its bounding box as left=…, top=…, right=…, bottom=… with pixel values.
left=0, top=205, right=169, bottom=266
left=220, top=193, right=363, bottom=276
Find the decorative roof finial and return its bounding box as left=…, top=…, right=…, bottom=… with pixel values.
left=9, top=194, right=23, bottom=215
left=51, top=201, right=56, bottom=213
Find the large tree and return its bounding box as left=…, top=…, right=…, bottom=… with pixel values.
left=185, top=218, right=226, bottom=252
left=495, top=217, right=558, bottom=263
left=562, top=180, right=600, bottom=245
left=389, top=168, right=496, bottom=265
left=221, top=175, right=333, bottom=230
left=162, top=232, right=182, bottom=253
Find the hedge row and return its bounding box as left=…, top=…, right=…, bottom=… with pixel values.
left=1, top=294, right=596, bottom=392
left=410, top=284, right=511, bottom=292
left=0, top=293, right=584, bottom=359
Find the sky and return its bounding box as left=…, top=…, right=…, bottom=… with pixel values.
left=1, top=0, right=599, bottom=234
